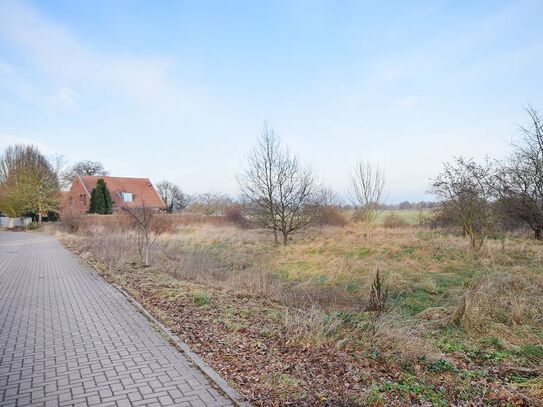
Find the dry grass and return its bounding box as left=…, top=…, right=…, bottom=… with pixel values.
left=49, top=221, right=543, bottom=343
left=453, top=271, right=543, bottom=345
left=47, top=218, right=543, bottom=404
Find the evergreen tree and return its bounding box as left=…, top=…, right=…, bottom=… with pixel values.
left=89, top=178, right=112, bottom=214
left=89, top=188, right=98, bottom=213
left=103, top=183, right=113, bottom=214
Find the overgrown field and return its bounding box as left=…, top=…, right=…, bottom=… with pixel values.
left=49, top=220, right=543, bottom=406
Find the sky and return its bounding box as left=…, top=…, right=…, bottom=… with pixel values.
left=1, top=0, right=542, bottom=202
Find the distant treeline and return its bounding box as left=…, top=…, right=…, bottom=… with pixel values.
left=380, top=201, right=438, bottom=210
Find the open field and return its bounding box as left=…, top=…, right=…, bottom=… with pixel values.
left=375, top=209, right=426, bottom=225
left=49, top=220, right=543, bottom=406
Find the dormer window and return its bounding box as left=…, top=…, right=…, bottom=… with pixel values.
left=120, top=192, right=133, bottom=202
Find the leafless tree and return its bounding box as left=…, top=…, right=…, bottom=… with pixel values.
left=349, top=160, right=385, bottom=237
left=62, top=160, right=108, bottom=186
left=156, top=180, right=188, bottom=213
left=238, top=123, right=325, bottom=245
left=48, top=154, right=70, bottom=190
left=188, top=192, right=232, bottom=215
left=491, top=106, right=543, bottom=239
left=430, top=157, right=494, bottom=249
left=122, top=201, right=164, bottom=266
left=237, top=123, right=281, bottom=244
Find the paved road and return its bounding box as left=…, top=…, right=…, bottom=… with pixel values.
left=0, top=231, right=233, bottom=407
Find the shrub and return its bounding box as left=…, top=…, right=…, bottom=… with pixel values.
left=316, top=206, right=348, bottom=227
left=383, top=212, right=408, bottom=229
left=224, top=204, right=247, bottom=227
left=59, top=209, right=83, bottom=233
left=26, top=222, right=39, bottom=230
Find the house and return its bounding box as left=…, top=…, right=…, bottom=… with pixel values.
left=66, top=175, right=165, bottom=213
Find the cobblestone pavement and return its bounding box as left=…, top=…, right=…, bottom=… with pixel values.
left=0, top=231, right=233, bottom=407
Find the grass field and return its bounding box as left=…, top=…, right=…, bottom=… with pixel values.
left=375, top=209, right=426, bottom=225
left=51, top=219, right=543, bottom=405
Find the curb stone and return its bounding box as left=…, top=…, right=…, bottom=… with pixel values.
left=114, top=285, right=252, bottom=407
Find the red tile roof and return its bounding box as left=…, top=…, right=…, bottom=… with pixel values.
left=79, top=176, right=165, bottom=209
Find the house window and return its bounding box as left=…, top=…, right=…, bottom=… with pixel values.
left=121, top=192, right=133, bottom=202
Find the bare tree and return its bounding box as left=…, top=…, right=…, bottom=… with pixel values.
left=237, top=123, right=281, bottom=244
left=62, top=160, right=108, bottom=186
left=48, top=154, right=70, bottom=190
left=349, top=160, right=385, bottom=237
left=156, top=180, right=188, bottom=213
left=491, top=106, right=543, bottom=239
left=238, top=123, right=325, bottom=245
left=430, top=157, right=494, bottom=249
left=122, top=201, right=164, bottom=267
left=188, top=192, right=232, bottom=215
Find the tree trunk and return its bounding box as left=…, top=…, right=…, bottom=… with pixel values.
left=38, top=212, right=42, bottom=224
left=144, top=246, right=150, bottom=267
left=282, top=231, right=288, bottom=246
left=273, top=230, right=278, bottom=246
left=144, top=236, right=151, bottom=266
left=535, top=227, right=542, bottom=240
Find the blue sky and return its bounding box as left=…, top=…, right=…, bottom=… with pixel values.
left=1, top=0, right=542, bottom=202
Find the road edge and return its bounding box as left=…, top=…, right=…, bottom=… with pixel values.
left=114, top=285, right=252, bottom=407
left=67, top=243, right=252, bottom=407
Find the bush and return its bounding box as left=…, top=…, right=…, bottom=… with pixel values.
left=383, top=212, right=408, bottom=229
left=224, top=205, right=247, bottom=227
left=316, top=206, right=348, bottom=227
left=26, top=222, right=39, bottom=230
left=59, top=209, right=83, bottom=233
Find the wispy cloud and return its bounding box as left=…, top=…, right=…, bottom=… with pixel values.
left=46, top=86, right=78, bottom=108
left=0, top=60, right=41, bottom=105
left=0, top=1, right=199, bottom=118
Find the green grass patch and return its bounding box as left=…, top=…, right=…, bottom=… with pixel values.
left=517, top=344, right=543, bottom=364
left=396, top=289, right=439, bottom=315
left=366, top=373, right=447, bottom=406
left=275, top=261, right=314, bottom=280
left=192, top=291, right=211, bottom=306
left=345, top=247, right=372, bottom=259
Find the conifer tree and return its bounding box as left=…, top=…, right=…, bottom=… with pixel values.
left=103, top=182, right=113, bottom=214
left=89, top=178, right=112, bottom=214
left=89, top=187, right=98, bottom=213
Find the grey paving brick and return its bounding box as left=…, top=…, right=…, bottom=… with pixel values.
left=0, top=232, right=233, bottom=406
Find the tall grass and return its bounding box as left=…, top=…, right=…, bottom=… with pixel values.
left=48, top=217, right=543, bottom=369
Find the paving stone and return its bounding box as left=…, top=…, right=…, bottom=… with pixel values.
left=0, top=232, right=232, bottom=406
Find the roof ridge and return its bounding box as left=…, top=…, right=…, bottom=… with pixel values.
left=81, top=175, right=149, bottom=179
